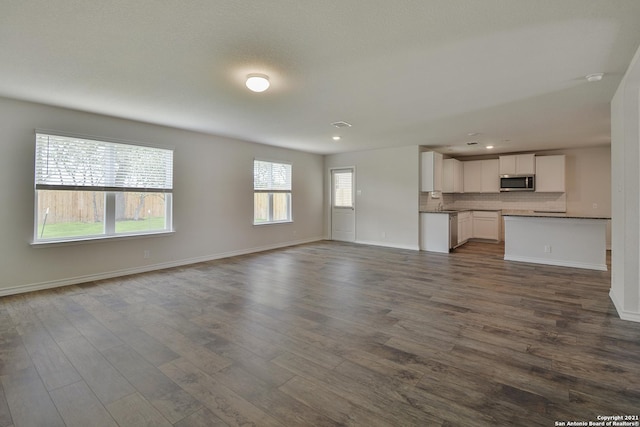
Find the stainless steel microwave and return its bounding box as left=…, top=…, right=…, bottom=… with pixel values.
left=500, top=175, right=535, bottom=192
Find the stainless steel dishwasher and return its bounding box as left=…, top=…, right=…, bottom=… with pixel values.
left=449, top=212, right=458, bottom=250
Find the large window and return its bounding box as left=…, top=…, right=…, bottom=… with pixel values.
left=34, top=132, right=173, bottom=243
left=253, top=159, right=292, bottom=225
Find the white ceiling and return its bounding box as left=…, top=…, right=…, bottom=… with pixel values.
left=1, top=1, right=640, bottom=156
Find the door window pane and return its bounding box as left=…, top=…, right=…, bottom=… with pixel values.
left=333, top=171, right=353, bottom=207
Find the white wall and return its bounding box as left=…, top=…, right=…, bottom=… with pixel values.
left=611, top=43, right=640, bottom=322
left=0, top=97, right=324, bottom=295
left=325, top=145, right=420, bottom=250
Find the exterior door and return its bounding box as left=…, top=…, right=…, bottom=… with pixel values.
left=331, top=168, right=355, bottom=242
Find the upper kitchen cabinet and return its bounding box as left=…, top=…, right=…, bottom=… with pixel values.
left=463, top=160, right=482, bottom=192
left=463, top=159, right=499, bottom=193
left=443, top=158, right=463, bottom=193
left=499, top=154, right=535, bottom=175
left=421, top=151, right=443, bottom=192
left=535, top=154, right=566, bottom=192
left=482, top=159, right=500, bottom=192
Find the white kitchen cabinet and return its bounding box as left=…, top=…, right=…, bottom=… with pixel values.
left=518, top=154, right=536, bottom=174
left=443, top=158, right=464, bottom=193
left=535, top=155, right=565, bottom=192
left=457, top=211, right=472, bottom=245
left=463, top=159, right=499, bottom=193
left=481, top=159, right=500, bottom=192
left=463, top=160, right=482, bottom=193
left=472, top=211, right=501, bottom=241
left=499, top=155, right=516, bottom=175
left=421, top=151, right=443, bottom=192
left=420, top=213, right=450, bottom=253
left=499, top=154, right=535, bottom=175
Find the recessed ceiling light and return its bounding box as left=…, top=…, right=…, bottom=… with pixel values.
left=486, top=145, right=494, bottom=149
left=585, top=73, right=604, bottom=83
left=467, top=132, right=480, bottom=136
left=332, top=136, right=341, bottom=141
left=245, top=74, right=270, bottom=92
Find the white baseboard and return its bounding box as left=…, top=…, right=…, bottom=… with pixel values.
left=0, top=236, right=324, bottom=297
left=503, top=255, right=607, bottom=271
left=355, top=239, right=419, bottom=251
left=610, top=290, right=640, bottom=323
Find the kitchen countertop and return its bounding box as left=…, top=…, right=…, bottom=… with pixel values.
left=501, top=210, right=611, bottom=220
left=420, top=209, right=610, bottom=220
left=419, top=209, right=501, bottom=214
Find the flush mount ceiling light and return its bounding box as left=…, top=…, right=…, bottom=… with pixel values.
left=585, top=73, right=604, bottom=83
left=245, top=74, right=270, bottom=92
left=332, top=136, right=341, bottom=141
left=331, top=121, right=352, bottom=128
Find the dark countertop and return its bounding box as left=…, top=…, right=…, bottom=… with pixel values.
left=420, top=209, right=610, bottom=220
left=501, top=210, right=611, bottom=220
left=419, top=209, right=501, bottom=214
left=419, top=210, right=457, bottom=214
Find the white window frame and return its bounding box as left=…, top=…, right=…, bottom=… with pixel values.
left=33, top=131, right=174, bottom=244
left=332, top=169, right=354, bottom=209
left=253, top=159, right=292, bottom=225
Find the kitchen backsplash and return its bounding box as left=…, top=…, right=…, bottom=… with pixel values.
left=420, top=192, right=566, bottom=212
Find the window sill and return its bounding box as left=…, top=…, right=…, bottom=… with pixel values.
left=253, top=220, right=293, bottom=226
left=31, top=230, right=175, bottom=248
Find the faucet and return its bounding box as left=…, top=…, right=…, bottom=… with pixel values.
left=437, top=202, right=443, bottom=211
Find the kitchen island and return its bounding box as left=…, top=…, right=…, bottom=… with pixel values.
left=502, top=211, right=610, bottom=271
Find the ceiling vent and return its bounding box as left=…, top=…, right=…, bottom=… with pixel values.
left=466, top=141, right=479, bottom=146
left=331, top=121, right=352, bottom=128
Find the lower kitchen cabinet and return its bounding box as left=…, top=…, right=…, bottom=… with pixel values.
left=472, top=211, right=501, bottom=241
left=423, top=211, right=501, bottom=253
left=457, top=211, right=472, bottom=245
left=420, top=213, right=451, bottom=253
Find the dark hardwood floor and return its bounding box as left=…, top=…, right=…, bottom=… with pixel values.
left=0, top=240, right=638, bottom=426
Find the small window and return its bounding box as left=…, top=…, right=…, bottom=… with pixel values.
left=332, top=170, right=353, bottom=208
left=253, top=160, right=292, bottom=224
left=34, top=132, right=173, bottom=243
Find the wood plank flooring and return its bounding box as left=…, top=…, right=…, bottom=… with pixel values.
left=0, top=240, right=638, bottom=426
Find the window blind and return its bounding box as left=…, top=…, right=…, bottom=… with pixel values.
left=35, top=133, right=173, bottom=192
left=333, top=171, right=353, bottom=207
left=253, top=160, right=291, bottom=191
